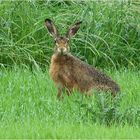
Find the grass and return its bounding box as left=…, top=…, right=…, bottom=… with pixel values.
left=1, top=122, right=140, bottom=139
left=0, top=0, right=140, bottom=139
left=0, top=1, right=140, bottom=69
left=0, top=68, right=140, bottom=138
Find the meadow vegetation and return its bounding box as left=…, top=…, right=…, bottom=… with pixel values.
left=0, top=0, right=140, bottom=69
left=0, top=68, right=140, bottom=138
left=0, top=0, right=140, bottom=139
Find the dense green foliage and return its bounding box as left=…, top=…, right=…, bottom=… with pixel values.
left=0, top=1, right=140, bottom=139
left=0, top=1, right=140, bottom=69
left=0, top=68, right=140, bottom=138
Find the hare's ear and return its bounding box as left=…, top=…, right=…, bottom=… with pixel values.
left=45, top=18, right=58, bottom=38
left=66, top=21, right=82, bottom=38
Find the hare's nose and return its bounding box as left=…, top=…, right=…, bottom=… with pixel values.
left=58, top=48, right=64, bottom=53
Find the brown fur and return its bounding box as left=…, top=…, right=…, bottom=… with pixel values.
left=45, top=19, right=120, bottom=98
left=50, top=53, right=120, bottom=97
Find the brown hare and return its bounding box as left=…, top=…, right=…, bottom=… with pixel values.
left=45, top=18, right=120, bottom=98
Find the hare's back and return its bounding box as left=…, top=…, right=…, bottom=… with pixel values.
left=72, top=56, right=119, bottom=91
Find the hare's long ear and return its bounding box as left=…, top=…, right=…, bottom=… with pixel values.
left=66, top=21, right=82, bottom=38
left=45, top=18, right=58, bottom=39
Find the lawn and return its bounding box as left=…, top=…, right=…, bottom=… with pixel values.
left=0, top=68, right=140, bottom=139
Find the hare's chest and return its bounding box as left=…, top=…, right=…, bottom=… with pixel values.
left=49, top=61, right=72, bottom=84
left=49, top=62, right=60, bottom=83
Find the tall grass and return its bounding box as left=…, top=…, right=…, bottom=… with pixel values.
left=0, top=68, right=140, bottom=138
left=0, top=1, right=140, bottom=69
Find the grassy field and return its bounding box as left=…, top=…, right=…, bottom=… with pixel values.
left=0, top=1, right=140, bottom=69
left=0, top=68, right=140, bottom=138
left=0, top=0, right=140, bottom=139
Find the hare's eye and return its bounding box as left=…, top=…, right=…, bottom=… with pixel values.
left=56, top=43, right=59, bottom=47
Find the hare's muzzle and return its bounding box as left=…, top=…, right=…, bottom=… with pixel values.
left=57, top=47, right=67, bottom=55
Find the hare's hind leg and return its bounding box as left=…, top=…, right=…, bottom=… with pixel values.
left=57, top=87, right=72, bottom=99
left=66, top=88, right=72, bottom=96
left=57, top=84, right=72, bottom=98
left=84, top=89, right=94, bottom=97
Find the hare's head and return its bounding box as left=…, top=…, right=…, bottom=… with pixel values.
left=45, top=19, right=82, bottom=55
